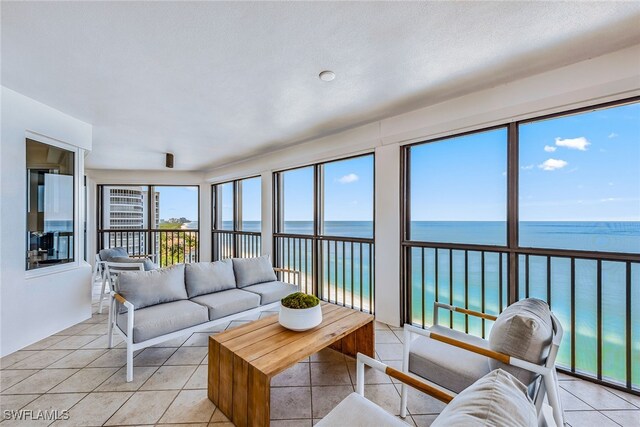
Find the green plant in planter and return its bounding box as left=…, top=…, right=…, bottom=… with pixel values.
left=281, top=292, right=320, bottom=309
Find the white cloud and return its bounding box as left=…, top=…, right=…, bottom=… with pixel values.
left=538, top=158, right=568, bottom=171
left=521, top=164, right=534, bottom=170
left=544, top=145, right=557, bottom=152
left=608, top=133, right=618, bottom=139
left=338, top=173, right=359, bottom=184
left=555, top=136, right=590, bottom=151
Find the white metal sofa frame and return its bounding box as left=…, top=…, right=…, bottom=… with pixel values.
left=105, top=262, right=301, bottom=382
left=401, top=302, right=564, bottom=427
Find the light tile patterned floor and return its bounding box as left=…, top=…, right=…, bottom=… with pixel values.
left=1, top=303, right=639, bottom=426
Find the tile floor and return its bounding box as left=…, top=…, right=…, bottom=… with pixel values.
left=1, top=302, right=639, bottom=426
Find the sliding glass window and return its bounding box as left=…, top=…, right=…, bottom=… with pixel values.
left=274, top=154, right=375, bottom=313
left=402, top=97, right=640, bottom=393
left=211, top=176, right=262, bottom=260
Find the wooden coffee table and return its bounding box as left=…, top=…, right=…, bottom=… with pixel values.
left=207, top=302, right=375, bottom=427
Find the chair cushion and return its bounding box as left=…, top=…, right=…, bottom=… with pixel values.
left=111, top=256, right=156, bottom=271
left=432, top=369, right=537, bottom=427
left=117, top=264, right=187, bottom=310
left=232, top=256, right=277, bottom=287
left=242, top=281, right=298, bottom=305
left=99, top=247, right=129, bottom=261
left=489, top=298, right=554, bottom=386
left=409, top=325, right=491, bottom=393
left=190, top=289, right=260, bottom=320
left=116, top=300, right=208, bottom=343
left=185, top=260, right=237, bottom=298
left=316, top=392, right=409, bottom=427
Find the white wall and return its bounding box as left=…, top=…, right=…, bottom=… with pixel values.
left=203, top=44, right=640, bottom=326
left=1, top=87, right=93, bottom=356
left=84, top=169, right=211, bottom=263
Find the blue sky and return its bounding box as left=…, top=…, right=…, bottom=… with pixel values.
left=410, top=102, right=640, bottom=222
left=282, top=155, right=374, bottom=222
left=157, top=186, right=199, bottom=222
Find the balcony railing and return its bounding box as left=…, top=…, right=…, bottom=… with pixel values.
left=274, top=233, right=374, bottom=313
left=97, top=229, right=199, bottom=267
left=402, top=241, right=640, bottom=395
left=211, top=230, right=262, bottom=261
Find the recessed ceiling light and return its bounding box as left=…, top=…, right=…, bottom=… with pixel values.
left=319, top=70, right=336, bottom=82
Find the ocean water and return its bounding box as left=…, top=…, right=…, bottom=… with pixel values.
left=271, top=220, right=639, bottom=387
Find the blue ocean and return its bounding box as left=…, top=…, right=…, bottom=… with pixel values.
left=267, top=220, right=640, bottom=387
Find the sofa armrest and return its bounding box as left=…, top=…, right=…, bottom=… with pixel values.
left=111, top=291, right=135, bottom=311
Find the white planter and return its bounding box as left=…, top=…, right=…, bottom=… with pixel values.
left=279, top=304, right=323, bottom=331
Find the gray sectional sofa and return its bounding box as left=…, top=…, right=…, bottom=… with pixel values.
left=106, top=256, right=299, bottom=381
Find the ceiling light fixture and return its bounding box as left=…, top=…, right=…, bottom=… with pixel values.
left=166, top=153, right=174, bottom=168
left=318, top=70, right=336, bottom=82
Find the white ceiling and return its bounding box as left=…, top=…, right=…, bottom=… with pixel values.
left=3, top=2, right=640, bottom=171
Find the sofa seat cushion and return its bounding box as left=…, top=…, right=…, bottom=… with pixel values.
left=232, top=256, right=277, bottom=287
left=409, top=325, right=491, bottom=393
left=190, top=289, right=260, bottom=321
left=489, top=298, right=554, bottom=386
left=242, top=281, right=298, bottom=305
left=117, top=264, right=187, bottom=310
left=116, top=300, right=208, bottom=344
left=185, top=260, right=237, bottom=298
left=316, top=392, right=409, bottom=427
left=432, top=369, right=537, bottom=427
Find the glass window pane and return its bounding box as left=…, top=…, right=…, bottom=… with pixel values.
left=322, top=155, right=374, bottom=238
left=216, top=182, right=234, bottom=230
left=100, top=185, right=150, bottom=255
left=281, top=167, right=314, bottom=234
left=519, top=102, right=640, bottom=253
left=409, top=128, right=508, bottom=245
left=240, top=177, right=261, bottom=232
left=155, top=186, right=199, bottom=229
left=26, top=138, right=75, bottom=270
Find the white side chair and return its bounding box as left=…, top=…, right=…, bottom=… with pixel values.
left=401, top=299, right=564, bottom=427
left=91, top=253, right=109, bottom=314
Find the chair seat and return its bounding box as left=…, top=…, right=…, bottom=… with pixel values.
left=117, top=300, right=209, bottom=343
left=190, top=289, right=261, bottom=320
left=242, top=281, right=298, bottom=305
left=409, top=325, right=491, bottom=393
left=316, top=392, right=409, bottom=427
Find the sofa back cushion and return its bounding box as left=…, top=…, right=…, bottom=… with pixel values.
left=111, top=256, right=156, bottom=271
left=185, top=260, right=237, bottom=298
left=432, top=369, right=537, bottom=427
left=232, top=256, right=277, bottom=288
left=488, top=298, right=554, bottom=386
left=99, top=247, right=129, bottom=261
left=117, top=264, right=187, bottom=310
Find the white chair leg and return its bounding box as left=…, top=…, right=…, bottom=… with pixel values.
left=107, top=296, right=114, bottom=348
left=98, top=277, right=108, bottom=314
left=544, top=372, right=563, bottom=427
left=126, top=344, right=134, bottom=382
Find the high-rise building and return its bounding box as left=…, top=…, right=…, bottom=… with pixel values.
left=102, top=186, right=159, bottom=254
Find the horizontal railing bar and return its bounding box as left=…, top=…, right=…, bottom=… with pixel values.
left=275, top=233, right=374, bottom=244
left=98, top=229, right=199, bottom=233
left=212, top=230, right=261, bottom=236
left=402, top=240, right=640, bottom=262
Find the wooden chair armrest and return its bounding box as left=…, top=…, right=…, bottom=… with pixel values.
left=129, top=254, right=153, bottom=259
left=273, top=267, right=301, bottom=275
left=434, top=302, right=498, bottom=321
left=111, top=292, right=135, bottom=310
left=429, top=331, right=511, bottom=364
left=356, top=353, right=454, bottom=403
